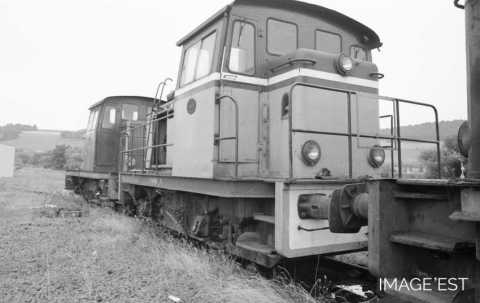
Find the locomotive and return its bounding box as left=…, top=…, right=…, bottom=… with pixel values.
left=66, top=0, right=480, bottom=301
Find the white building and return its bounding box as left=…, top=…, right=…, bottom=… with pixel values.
left=0, top=144, right=15, bottom=177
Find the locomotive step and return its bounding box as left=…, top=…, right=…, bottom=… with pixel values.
left=235, top=232, right=274, bottom=255
left=449, top=210, right=480, bottom=222
left=390, top=231, right=474, bottom=253
left=230, top=232, right=280, bottom=268
left=393, top=191, right=448, bottom=201
left=253, top=214, right=275, bottom=224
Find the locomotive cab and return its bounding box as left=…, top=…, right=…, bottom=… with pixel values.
left=82, top=96, right=152, bottom=173
left=163, top=0, right=391, bottom=181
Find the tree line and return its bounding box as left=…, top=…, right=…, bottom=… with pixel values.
left=15, top=145, right=83, bottom=170
left=0, top=124, right=37, bottom=141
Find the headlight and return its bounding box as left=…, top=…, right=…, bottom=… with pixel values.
left=302, top=140, right=321, bottom=166
left=336, top=54, right=354, bottom=75
left=368, top=146, right=385, bottom=168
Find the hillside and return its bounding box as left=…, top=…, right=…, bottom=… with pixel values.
left=399, top=120, right=464, bottom=141
left=1, top=130, right=85, bottom=152
left=0, top=120, right=463, bottom=153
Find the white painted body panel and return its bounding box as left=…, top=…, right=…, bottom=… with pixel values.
left=0, top=144, right=15, bottom=178
left=275, top=182, right=367, bottom=258
left=171, top=87, right=216, bottom=178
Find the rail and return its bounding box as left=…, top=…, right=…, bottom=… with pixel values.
left=288, top=83, right=442, bottom=179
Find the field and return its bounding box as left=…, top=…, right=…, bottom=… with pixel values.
left=0, top=168, right=318, bottom=303
left=1, top=131, right=85, bottom=152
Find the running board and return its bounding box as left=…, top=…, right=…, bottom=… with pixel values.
left=390, top=231, right=474, bottom=253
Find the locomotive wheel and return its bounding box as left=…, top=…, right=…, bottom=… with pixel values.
left=122, top=192, right=137, bottom=217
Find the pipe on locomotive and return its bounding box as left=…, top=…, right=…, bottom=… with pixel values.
left=457, top=0, right=480, bottom=178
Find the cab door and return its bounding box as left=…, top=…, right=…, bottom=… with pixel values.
left=172, top=24, right=223, bottom=178
left=218, top=17, right=260, bottom=178
left=95, top=104, right=119, bottom=172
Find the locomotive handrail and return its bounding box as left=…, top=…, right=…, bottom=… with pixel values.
left=288, top=82, right=442, bottom=179
left=120, top=100, right=176, bottom=172
left=152, top=77, right=173, bottom=108
left=216, top=95, right=240, bottom=178
left=270, top=58, right=317, bottom=73
left=454, top=0, right=466, bottom=9
left=122, top=143, right=174, bottom=153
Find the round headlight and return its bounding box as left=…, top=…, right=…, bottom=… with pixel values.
left=336, top=54, right=354, bottom=75
left=302, top=140, right=321, bottom=166
left=368, top=146, right=385, bottom=168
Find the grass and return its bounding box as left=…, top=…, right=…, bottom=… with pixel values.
left=0, top=168, right=321, bottom=303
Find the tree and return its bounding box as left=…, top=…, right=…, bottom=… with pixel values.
left=49, top=145, right=68, bottom=169
left=419, top=136, right=466, bottom=179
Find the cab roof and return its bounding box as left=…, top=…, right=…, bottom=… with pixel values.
left=176, top=0, right=381, bottom=49
left=89, top=96, right=153, bottom=110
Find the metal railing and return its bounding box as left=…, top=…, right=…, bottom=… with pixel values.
left=288, top=83, right=441, bottom=179
left=121, top=99, right=175, bottom=173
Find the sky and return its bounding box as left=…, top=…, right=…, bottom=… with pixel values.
left=0, top=0, right=467, bottom=130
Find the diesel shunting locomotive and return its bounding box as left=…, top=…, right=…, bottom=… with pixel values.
left=66, top=1, right=480, bottom=301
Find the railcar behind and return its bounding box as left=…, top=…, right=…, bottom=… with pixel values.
left=66, top=96, right=152, bottom=200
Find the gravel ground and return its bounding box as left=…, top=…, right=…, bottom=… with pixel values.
left=0, top=167, right=319, bottom=303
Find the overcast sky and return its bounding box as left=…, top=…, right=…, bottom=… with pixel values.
left=0, top=0, right=467, bottom=130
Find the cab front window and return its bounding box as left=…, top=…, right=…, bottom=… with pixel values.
left=102, top=106, right=116, bottom=129
left=122, top=104, right=139, bottom=121
left=351, top=45, right=368, bottom=61
left=315, top=30, right=341, bottom=54
left=180, top=31, right=217, bottom=86
left=86, top=109, right=99, bottom=132
left=267, top=19, right=297, bottom=55
left=229, top=21, right=255, bottom=75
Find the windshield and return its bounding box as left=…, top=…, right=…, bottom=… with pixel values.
left=86, top=109, right=99, bottom=132
left=122, top=104, right=139, bottom=121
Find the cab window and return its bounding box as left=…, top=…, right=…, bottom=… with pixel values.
left=229, top=21, right=255, bottom=75
left=267, top=19, right=297, bottom=55
left=315, top=30, right=341, bottom=53
left=122, top=104, right=139, bottom=121
left=87, top=109, right=99, bottom=132
left=351, top=45, right=368, bottom=61
left=102, top=106, right=116, bottom=129
left=180, top=31, right=217, bottom=86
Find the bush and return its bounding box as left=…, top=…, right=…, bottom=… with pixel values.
left=14, top=144, right=83, bottom=170
left=419, top=136, right=466, bottom=179
left=64, top=146, right=83, bottom=170
left=49, top=145, right=68, bottom=169
left=15, top=149, right=34, bottom=169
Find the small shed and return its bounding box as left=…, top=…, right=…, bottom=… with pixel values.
left=0, top=144, right=15, bottom=177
